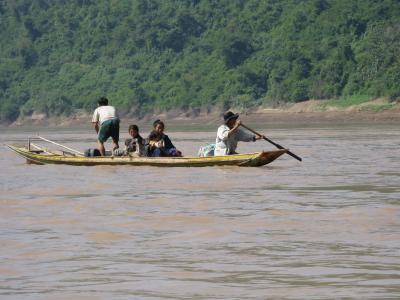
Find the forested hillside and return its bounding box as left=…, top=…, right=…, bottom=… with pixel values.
left=0, top=0, right=399, bottom=122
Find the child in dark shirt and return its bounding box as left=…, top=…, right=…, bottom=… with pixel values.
left=147, top=120, right=182, bottom=157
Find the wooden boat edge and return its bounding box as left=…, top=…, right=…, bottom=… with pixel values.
left=7, top=144, right=287, bottom=167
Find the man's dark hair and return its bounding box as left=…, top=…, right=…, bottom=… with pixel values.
left=98, top=97, right=108, bottom=106
left=128, top=124, right=139, bottom=132
left=153, top=119, right=164, bottom=129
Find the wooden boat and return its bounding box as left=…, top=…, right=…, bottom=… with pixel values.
left=7, top=144, right=287, bottom=167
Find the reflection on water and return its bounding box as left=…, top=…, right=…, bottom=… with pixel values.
left=0, top=124, right=399, bottom=299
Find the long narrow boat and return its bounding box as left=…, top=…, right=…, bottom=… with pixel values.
left=7, top=144, right=287, bottom=167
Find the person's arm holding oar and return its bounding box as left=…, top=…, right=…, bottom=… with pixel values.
left=235, top=120, right=265, bottom=141
left=240, top=123, right=302, bottom=162
left=226, top=119, right=241, bottom=138
left=224, top=118, right=263, bottom=140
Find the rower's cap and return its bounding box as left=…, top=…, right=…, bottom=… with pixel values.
left=223, top=111, right=239, bottom=124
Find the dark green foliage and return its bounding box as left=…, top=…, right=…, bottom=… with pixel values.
left=222, top=39, right=253, bottom=68
left=0, top=0, right=399, bottom=122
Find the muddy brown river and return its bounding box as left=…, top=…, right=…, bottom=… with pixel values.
left=0, top=123, right=399, bottom=299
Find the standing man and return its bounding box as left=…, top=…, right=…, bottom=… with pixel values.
left=214, top=111, right=264, bottom=156
left=91, top=97, right=120, bottom=156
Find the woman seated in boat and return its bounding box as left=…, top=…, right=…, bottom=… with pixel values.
left=147, top=120, right=182, bottom=157
left=214, top=111, right=264, bottom=156
left=124, top=124, right=145, bottom=156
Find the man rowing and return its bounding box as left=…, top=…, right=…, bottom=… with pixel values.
left=91, top=97, right=120, bottom=156
left=214, top=111, right=264, bottom=156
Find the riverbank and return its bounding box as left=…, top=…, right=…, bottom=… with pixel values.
left=4, top=98, right=400, bottom=128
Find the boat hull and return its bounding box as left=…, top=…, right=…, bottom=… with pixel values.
left=7, top=145, right=287, bottom=167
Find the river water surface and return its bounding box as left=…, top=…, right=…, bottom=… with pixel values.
left=0, top=123, right=399, bottom=299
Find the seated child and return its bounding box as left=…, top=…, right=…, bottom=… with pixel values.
left=125, top=124, right=145, bottom=156
left=147, top=120, right=182, bottom=157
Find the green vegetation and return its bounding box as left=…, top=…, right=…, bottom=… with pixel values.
left=318, top=94, right=371, bottom=109
left=360, top=103, right=396, bottom=112
left=317, top=94, right=396, bottom=112
left=0, top=0, right=399, bottom=123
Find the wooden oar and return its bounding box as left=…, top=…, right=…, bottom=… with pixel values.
left=240, top=123, right=302, bottom=162
left=37, top=135, right=84, bottom=156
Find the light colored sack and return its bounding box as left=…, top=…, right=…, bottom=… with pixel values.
left=198, top=144, right=215, bottom=157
